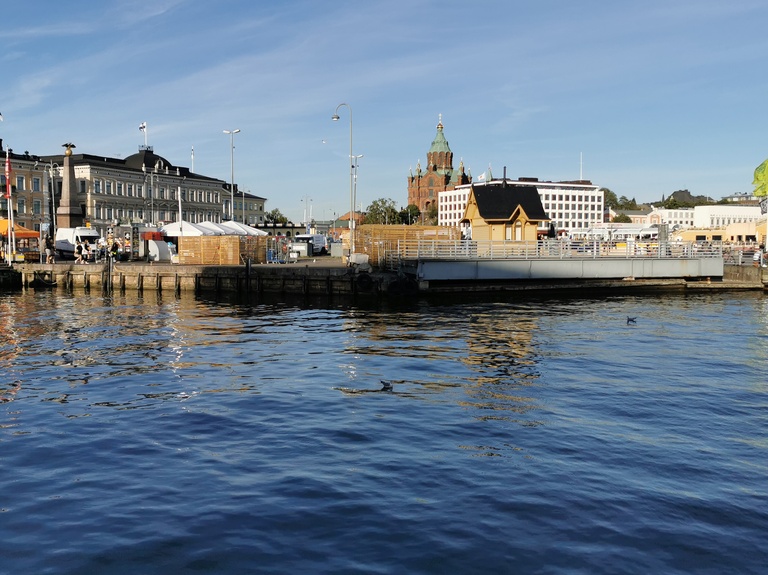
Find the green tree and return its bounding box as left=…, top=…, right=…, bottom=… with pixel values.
left=613, top=213, right=632, bottom=223
left=364, top=198, right=401, bottom=225
left=400, top=204, right=421, bottom=225
left=265, top=208, right=287, bottom=225
left=616, top=196, right=638, bottom=210
left=601, top=188, right=618, bottom=209
left=424, top=203, right=438, bottom=226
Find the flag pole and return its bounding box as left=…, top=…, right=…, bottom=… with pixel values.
left=6, top=148, right=15, bottom=265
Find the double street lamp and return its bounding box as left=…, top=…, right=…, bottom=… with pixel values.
left=223, top=129, right=240, bottom=221
left=332, top=103, right=356, bottom=254
left=45, top=161, right=59, bottom=236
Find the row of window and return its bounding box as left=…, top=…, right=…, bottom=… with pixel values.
left=551, top=221, right=591, bottom=229
left=709, top=217, right=760, bottom=227
left=548, top=212, right=603, bottom=221
left=6, top=175, right=228, bottom=206
left=542, top=194, right=601, bottom=202
left=543, top=203, right=601, bottom=212
left=1, top=175, right=42, bottom=192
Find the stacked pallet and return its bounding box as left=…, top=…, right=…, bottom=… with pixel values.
left=355, top=225, right=460, bottom=265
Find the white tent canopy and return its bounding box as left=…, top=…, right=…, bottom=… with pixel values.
left=196, top=221, right=236, bottom=235
left=160, top=221, right=215, bottom=236
left=220, top=220, right=268, bottom=236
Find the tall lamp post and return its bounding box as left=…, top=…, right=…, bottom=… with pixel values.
left=332, top=103, right=355, bottom=254
left=152, top=159, right=164, bottom=225
left=223, top=129, right=240, bottom=221
left=352, top=154, right=363, bottom=228
left=45, top=161, right=59, bottom=237
left=178, top=176, right=186, bottom=237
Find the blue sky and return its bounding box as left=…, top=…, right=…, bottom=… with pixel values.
left=1, top=0, right=767, bottom=223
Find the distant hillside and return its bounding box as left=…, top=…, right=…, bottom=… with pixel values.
left=653, top=189, right=713, bottom=208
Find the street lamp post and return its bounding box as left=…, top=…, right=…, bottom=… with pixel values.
left=302, top=195, right=312, bottom=233
left=223, top=129, right=240, bottom=221
left=332, top=103, right=355, bottom=254
left=352, top=154, right=363, bottom=229
left=45, top=161, right=59, bottom=237
left=178, top=176, right=185, bottom=237
left=152, top=159, right=164, bottom=225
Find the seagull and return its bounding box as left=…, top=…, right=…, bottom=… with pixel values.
left=627, top=316, right=637, bottom=325
left=380, top=380, right=393, bottom=392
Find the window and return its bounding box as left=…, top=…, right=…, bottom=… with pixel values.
left=33, top=200, right=42, bottom=215
left=16, top=176, right=25, bottom=190
left=106, top=181, right=112, bottom=194
left=117, top=183, right=123, bottom=196
left=17, top=198, right=26, bottom=214
left=127, top=184, right=133, bottom=197
left=137, top=184, right=143, bottom=198
left=33, top=177, right=41, bottom=192
left=94, top=180, right=101, bottom=194
left=80, top=180, right=86, bottom=194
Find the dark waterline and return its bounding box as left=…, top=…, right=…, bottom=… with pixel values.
left=1, top=289, right=766, bottom=574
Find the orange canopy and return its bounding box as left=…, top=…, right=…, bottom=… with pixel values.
left=0, top=219, right=40, bottom=239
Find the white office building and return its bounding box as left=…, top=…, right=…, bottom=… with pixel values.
left=693, top=204, right=762, bottom=228
left=439, top=178, right=604, bottom=236
left=648, top=207, right=695, bottom=229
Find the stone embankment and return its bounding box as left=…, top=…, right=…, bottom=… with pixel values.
left=4, top=259, right=766, bottom=296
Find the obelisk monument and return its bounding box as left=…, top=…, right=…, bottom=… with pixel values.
left=56, top=142, right=83, bottom=228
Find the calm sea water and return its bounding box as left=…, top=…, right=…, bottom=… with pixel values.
left=0, top=288, right=766, bottom=574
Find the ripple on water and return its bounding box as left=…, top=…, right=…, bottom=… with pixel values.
left=0, top=291, right=766, bottom=574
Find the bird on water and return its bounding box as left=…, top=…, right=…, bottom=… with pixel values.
left=627, top=317, right=637, bottom=325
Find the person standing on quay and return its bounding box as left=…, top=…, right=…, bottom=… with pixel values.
left=44, top=235, right=54, bottom=264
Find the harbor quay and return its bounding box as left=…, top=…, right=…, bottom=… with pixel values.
left=5, top=256, right=766, bottom=297
left=11, top=258, right=384, bottom=297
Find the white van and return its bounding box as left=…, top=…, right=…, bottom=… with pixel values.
left=55, top=227, right=102, bottom=260
left=292, top=234, right=328, bottom=255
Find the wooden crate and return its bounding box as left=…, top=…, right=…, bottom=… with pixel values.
left=356, top=224, right=461, bottom=265
left=178, top=235, right=270, bottom=265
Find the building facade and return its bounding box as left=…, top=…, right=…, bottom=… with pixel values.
left=446, top=178, right=604, bottom=237
left=692, top=204, right=762, bottom=228
left=1, top=143, right=265, bottom=237
left=407, top=116, right=471, bottom=218
left=647, top=207, right=695, bottom=229
left=405, top=119, right=605, bottom=236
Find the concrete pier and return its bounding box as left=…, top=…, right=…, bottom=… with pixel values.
left=15, top=259, right=388, bottom=296
left=8, top=259, right=766, bottom=297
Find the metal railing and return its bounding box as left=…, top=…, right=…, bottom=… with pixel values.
left=382, top=239, right=722, bottom=270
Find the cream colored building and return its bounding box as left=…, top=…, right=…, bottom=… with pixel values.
left=443, top=178, right=603, bottom=236
left=1, top=145, right=266, bottom=237
left=460, top=182, right=549, bottom=242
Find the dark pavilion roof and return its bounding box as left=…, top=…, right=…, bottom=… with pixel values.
left=39, top=146, right=223, bottom=183
left=123, top=147, right=174, bottom=171
left=470, top=182, right=550, bottom=222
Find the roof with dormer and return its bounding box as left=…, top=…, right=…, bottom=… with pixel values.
left=465, top=182, right=550, bottom=222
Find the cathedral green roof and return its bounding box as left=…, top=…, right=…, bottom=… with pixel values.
left=428, top=116, right=451, bottom=154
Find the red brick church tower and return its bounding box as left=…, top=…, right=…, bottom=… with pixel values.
left=407, top=115, right=471, bottom=215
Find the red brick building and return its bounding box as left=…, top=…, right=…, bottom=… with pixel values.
left=407, top=116, right=471, bottom=217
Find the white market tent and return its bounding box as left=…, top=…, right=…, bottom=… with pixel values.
left=160, top=221, right=216, bottom=236
left=196, top=221, right=238, bottom=235
left=220, top=220, right=268, bottom=236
